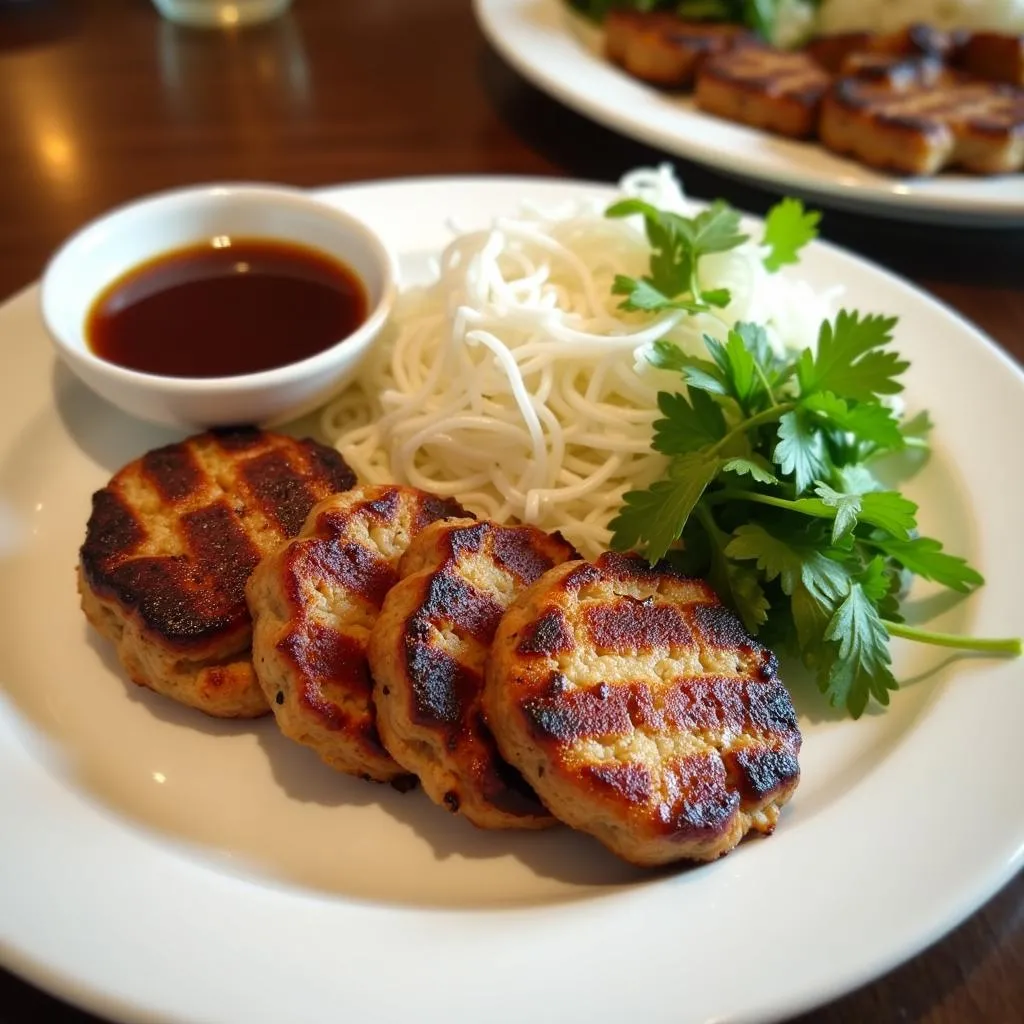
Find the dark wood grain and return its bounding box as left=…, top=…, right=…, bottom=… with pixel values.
left=0, top=1, right=1020, bottom=1022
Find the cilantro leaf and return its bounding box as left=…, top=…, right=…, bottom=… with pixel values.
left=858, top=555, right=891, bottom=603
left=647, top=340, right=690, bottom=374
left=681, top=359, right=729, bottom=396
left=646, top=341, right=730, bottom=396
left=835, top=463, right=883, bottom=495
left=821, top=582, right=898, bottom=718
left=774, top=411, right=828, bottom=494
left=697, top=322, right=786, bottom=413
left=710, top=555, right=770, bottom=635
left=901, top=409, right=933, bottom=439
left=606, top=198, right=692, bottom=297
left=872, top=534, right=984, bottom=593
left=565, top=0, right=621, bottom=22
left=726, top=523, right=805, bottom=590
left=790, top=582, right=834, bottom=657
left=858, top=492, right=918, bottom=538
left=604, top=197, right=661, bottom=222
left=681, top=199, right=747, bottom=256
left=787, top=486, right=918, bottom=539
left=609, top=451, right=721, bottom=562
left=702, top=287, right=732, bottom=308
left=741, top=0, right=779, bottom=40
left=876, top=567, right=905, bottom=623
left=725, top=523, right=849, bottom=607
left=732, top=321, right=780, bottom=376
left=801, top=391, right=905, bottom=452
left=799, top=310, right=907, bottom=402
left=676, top=0, right=732, bottom=17
left=721, top=453, right=779, bottom=485
left=606, top=197, right=746, bottom=308
left=812, top=483, right=860, bottom=543
left=704, top=330, right=759, bottom=409
left=643, top=342, right=733, bottom=397
left=612, top=276, right=710, bottom=315
left=813, top=483, right=917, bottom=541
left=762, top=197, right=820, bottom=272
left=652, top=389, right=726, bottom=455
left=726, top=521, right=850, bottom=656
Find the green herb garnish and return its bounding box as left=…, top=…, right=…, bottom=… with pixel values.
left=566, top=1, right=824, bottom=46
left=762, top=196, right=821, bottom=271
left=607, top=197, right=746, bottom=313
left=607, top=195, right=1021, bottom=719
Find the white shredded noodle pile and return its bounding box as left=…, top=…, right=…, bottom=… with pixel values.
left=321, top=166, right=837, bottom=557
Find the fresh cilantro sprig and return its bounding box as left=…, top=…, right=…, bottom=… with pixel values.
left=607, top=194, right=819, bottom=318
left=607, top=198, right=745, bottom=314
left=606, top=195, right=1021, bottom=719
left=762, top=197, right=821, bottom=271
left=566, top=0, right=819, bottom=45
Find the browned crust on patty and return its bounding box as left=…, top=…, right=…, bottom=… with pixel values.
left=808, top=24, right=961, bottom=74
left=695, top=45, right=831, bottom=138
left=79, top=428, right=356, bottom=717
left=957, top=32, right=1024, bottom=86
left=603, top=14, right=1024, bottom=177
left=368, top=519, right=578, bottom=828
left=483, top=552, right=801, bottom=866
left=246, top=484, right=469, bottom=781
left=605, top=10, right=751, bottom=89
left=806, top=31, right=874, bottom=74
left=821, top=71, right=1024, bottom=175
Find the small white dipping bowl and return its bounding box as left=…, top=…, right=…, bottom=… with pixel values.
left=40, top=183, right=396, bottom=428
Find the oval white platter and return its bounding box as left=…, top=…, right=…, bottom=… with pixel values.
left=474, top=0, right=1024, bottom=227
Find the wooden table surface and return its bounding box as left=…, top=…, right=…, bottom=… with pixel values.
left=0, top=1, right=1020, bottom=1022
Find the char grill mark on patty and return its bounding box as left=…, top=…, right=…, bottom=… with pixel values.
left=80, top=431, right=357, bottom=650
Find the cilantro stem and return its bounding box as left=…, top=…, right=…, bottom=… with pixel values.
left=706, top=487, right=796, bottom=511
left=862, top=435, right=930, bottom=464
left=695, top=501, right=729, bottom=547
left=710, top=404, right=795, bottom=456
left=753, top=360, right=777, bottom=406
left=882, top=620, right=1022, bottom=656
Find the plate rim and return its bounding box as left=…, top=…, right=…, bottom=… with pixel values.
left=1, top=173, right=1022, bottom=1024
left=472, top=0, right=1024, bottom=226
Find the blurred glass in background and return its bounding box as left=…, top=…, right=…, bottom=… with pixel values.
left=152, top=0, right=292, bottom=29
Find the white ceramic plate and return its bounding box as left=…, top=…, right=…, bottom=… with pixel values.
left=474, top=0, right=1024, bottom=226
left=1, top=176, right=1022, bottom=1024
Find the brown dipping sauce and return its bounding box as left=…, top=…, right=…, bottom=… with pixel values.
left=86, top=238, right=368, bottom=378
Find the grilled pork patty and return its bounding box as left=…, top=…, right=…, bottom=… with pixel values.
left=696, top=45, right=832, bottom=138
left=78, top=428, right=356, bottom=718
left=821, top=68, right=1024, bottom=174
left=483, top=552, right=801, bottom=866
left=368, top=519, right=577, bottom=829
left=605, top=10, right=750, bottom=89
left=246, top=484, right=468, bottom=781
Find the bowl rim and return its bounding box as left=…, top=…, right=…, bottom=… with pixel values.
left=39, top=182, right=398, bottom=393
